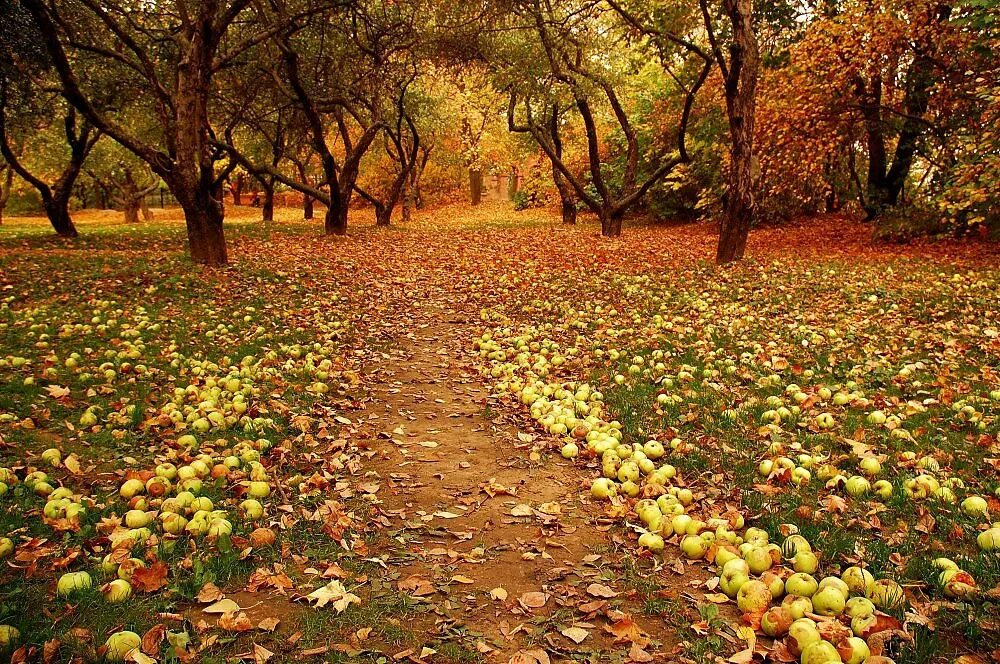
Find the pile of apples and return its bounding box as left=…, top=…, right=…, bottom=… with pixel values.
left=714, top=530, right=904, bottom=664
left=0, top=434, right=278, bottom=647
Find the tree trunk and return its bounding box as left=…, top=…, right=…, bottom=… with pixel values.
left=230, top=172, right=243, bottom=206
left=402, top=181, right=414, bottom=223
left=43, top=193, right=78, bottom=237
left=262, top=178, right=274, bottom=222
left=600, top=209, right=623, bottom=238
left=303, top=195, right=313, bottom=219
left=469, top=168, right=483, bottom=205
left=140, top=195, right=152, bottom=221
left=172, top=23, right=227, bottom=265
left=561, top=197, right=577, bottom=225
left=124, top=200, right=141, bottom=224
left=715, top=0, right=760, bottom=264
left=176, top=189, right=227, bottom=264
left=324, top=200, right=348, bottom=236
left=553, top=167, right=576, bottom=224
left=375, top=204, right=391, bottom=227
left=0, top=168, right=8, bottom=226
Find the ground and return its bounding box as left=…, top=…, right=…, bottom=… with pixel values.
left=0, top=204, right=998, bottom=664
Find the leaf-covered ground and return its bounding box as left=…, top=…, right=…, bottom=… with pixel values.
left=0, top=205, right=998, bottom=664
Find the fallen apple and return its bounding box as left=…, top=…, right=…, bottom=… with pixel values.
left=103, top=579, right=133, bottom=604
left=838, top=636, right=870, bottom=664
left=841, top=567, right=874, bottom=596
left=800, top=640, right=842, bottom=664
left=761, top=606, right=792, bottom=637
left=811, top=586, right=846, bottom=616
left=782, top=594, right=813, bottom=620
left=736, top=579, right=772, bottom=614
left=788, top=618, right=821, bottom=657
left=786, top=572, right=819, bottom=598
left=104, top=631, right=141, bottom=663
left=57, top=571, right=92, bottom=597
left=867, top=578, right=905, bottom=611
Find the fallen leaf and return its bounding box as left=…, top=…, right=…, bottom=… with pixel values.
left=561, top=626, right=589, bottom=644
left=586, top=583, right=618, bottom=598
left=304, top=580, right=361, bottom=612
left=203, top=599, right=242, bottom=614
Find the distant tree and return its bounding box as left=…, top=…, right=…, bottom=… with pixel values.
left=504, top=0, right=710, bottom=237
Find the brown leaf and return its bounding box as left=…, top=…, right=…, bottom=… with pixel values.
left=196, top=582, right=225, bottom=603
left=132, top=561, right=169, bottom=593
left=141, top=624, right=166, bottom=655
left=257, top=618, right=280, bottom=632
left=254, top=644, right=274, bottom=664
left=518, top=591, right=548, bottom=609
left=586, top=583, right=618, bottom=598
left=218, top=611, right=253, bottom=632
left=508, top=649, right=550, bottom=664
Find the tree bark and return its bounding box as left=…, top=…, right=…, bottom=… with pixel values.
left=0, top=165, right=13, bottom=225
left=261, top=177, right=274, bottom=222
left=303, top=194, right=313, bottom=219
left=171, top=22, right=228, bottom=265
left=175, top=189, right=227, bottom=264
left=469, top=168, right=483, bottom=205
left=42, top=194, right=78, bottom=237
left=325, top=197, right=348, bottom=235
left=402, top=180, right=414, bottom=222
left=711, top=0, right=761, bottom=264
left=230, top=172, right=243, bottom=206
left=600, top=209, right=623, bottom=238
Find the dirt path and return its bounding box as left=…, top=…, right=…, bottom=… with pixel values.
left=348, top=289, right=692, bottom=662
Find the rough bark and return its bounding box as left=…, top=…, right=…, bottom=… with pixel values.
left=303, top=195, right=313, bottom=219
left=261, top=177, right=274, bottom=222
left=549, top=106, right=576, bottom=224
left=704, top=0, right=761, bottom=264
left=0, top=165, right=12, bottom=226
left=402, top=180, right=414, bottom=223
left=230, top=172, right=243, bottom=206
left=469, top=168, right=483, bottom=205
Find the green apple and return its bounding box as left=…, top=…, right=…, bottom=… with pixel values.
left=736, top=580, right=771, bottom=614
left=800, top=640, right=842, bottom=664
left=841, top=567, right=874, bottom=595
left=761, top=606, right=792, bottom=637
left=811, top=586, right=846, bottom=616
left=786, top=573, right=818, bottom=597
left=104, top=631, right=141, bottom=662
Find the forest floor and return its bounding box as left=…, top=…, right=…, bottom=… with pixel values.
left=0, top=204, right=998, bottom=664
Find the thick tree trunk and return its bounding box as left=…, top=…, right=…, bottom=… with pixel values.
left=176, top=189, right=227, bottom=264
left=561, top=198, right=577, bottom=225
left=600, top=209, right=623, bottom=238
left=124, top=201, right=141, bottom=224
left=261, top=178, right=274, bottom=222
left=303, top=195, right=313, bottom=220
left=140, top=195, right=152, bottom=221
left=469, top=168, right=483, bottom=205
left=43, top=194, right=78, bottom=237
left=715, top=0, right=760, bottom=264
left=375, top=205, right=391, bottom=227
left=553, top=168, right=576, bottom=224
left=325, top=200, right=348, bottom=236
left=0, top=167, right=10, bottom=225
left=172, top=25, right=227, bottom=265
